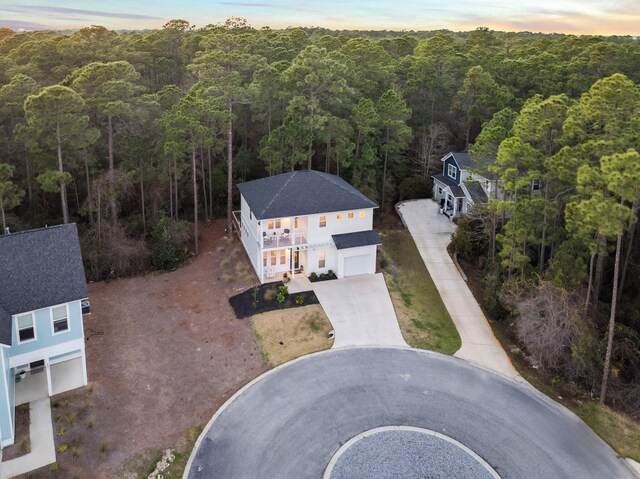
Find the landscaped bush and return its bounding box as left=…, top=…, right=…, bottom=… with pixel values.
left=148, top=214, right=192, bottom=270
left=309, top=272, right=317, bottom=280
left=295, top=294, right=305, bottom=305
left=399, top=176, right=431, bottom=201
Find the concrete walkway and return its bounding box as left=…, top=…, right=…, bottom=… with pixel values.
left=397, top=199, right=518, bottom=379
left=312, top=274, right=407, bottom=349
left=1, top=398, right=56, bottom=479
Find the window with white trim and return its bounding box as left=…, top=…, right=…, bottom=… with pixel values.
left=52, top=305, right=69, bottom=333
left=17, top=313, right=35, bottom=343
left=532, top=178, right=541, bottom=192
left=336, top=213, right=343, bottom=220
left=318, top=250, right=326, bottom=268
left=359, top=211, right=365, bottom=218
left=348, top=212, right=354, bottom=219
left=447, top=163, right=457, bottom=179
left=270, top=250, right=277, bottom=266
left=275, top=219, right=282, bottom=229
left=319, top=215, right=327, bottom=227
left=280, top=250, right=287, bottom=265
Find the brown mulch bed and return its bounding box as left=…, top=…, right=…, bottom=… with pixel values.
left=24, top=220, right=266, bottom=478
left=3, top=403, right=30, bottom=461
left=229, top=283, right=319, bottom=319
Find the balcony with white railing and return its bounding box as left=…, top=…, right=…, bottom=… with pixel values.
left=261, top=231, right=307, bottom=249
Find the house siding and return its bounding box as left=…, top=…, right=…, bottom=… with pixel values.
left=10, top=300, right=84, bottom=358
left=443, top=156, right=460, bottom=183
left=0, top=346, right=14, bottom=446
left=240, top=195, right=260, bottom=273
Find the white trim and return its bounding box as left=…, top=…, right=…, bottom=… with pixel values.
left=15, top=312, right=36, bottom=345
left=0, top=345, right=14, bottom=447
left=9, top=338, right=85, bottom=369
left=50, top=303, right=71, bottom=337
left=49, top=350, right=82, bottom=366
left=447, top=163, right=457, bottom=179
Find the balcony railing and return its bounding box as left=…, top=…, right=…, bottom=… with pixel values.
left=262, top=234, right=307, bottom=249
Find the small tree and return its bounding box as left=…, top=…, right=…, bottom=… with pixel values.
left=0, top=163, right=24, bottom=232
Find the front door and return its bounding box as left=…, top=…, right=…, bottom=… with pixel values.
left=293, top=250, right=300, bottom=269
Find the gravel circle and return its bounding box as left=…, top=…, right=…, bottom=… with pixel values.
left=328, top=429, right=499, bottom=479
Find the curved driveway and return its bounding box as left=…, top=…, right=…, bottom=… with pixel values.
left=397, top=200, right=517, bottom=378
left=186, top=348, right=635, bottom=479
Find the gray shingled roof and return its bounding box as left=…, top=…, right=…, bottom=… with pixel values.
left=432, top=173, right=465, bottom=198
left=444, top=151, right=496, bottom=177
left=332, top=230, right=381, bottom=250
left=0, top=224, right=88, bottom=345
left=465, top=181, right=489, bottom=204
left=237, top=171, right=378, bottom=220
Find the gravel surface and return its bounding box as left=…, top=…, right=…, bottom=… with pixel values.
left=329, top=430, right=496, bottom=479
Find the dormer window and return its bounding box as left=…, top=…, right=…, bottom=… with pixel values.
left=447, top=164, right=457, bottom=179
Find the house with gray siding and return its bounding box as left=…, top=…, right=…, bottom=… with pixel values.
left=0, top=224, right=89, bottom=448
left=234, top=171, right=381, bottom=283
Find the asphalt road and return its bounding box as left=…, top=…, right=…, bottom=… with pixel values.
left=186, top=347, right=636, bottom=479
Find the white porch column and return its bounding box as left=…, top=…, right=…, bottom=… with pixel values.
left=45, top=359, right=53, bottom=396
left=452, top=198, right=457, bottom=217
left=259, top=220, right=263, bottom=249
left=81, top=346, right=88, bottom=385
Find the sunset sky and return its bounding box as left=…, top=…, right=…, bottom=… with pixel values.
left=1, top=0, right=639, bottom=35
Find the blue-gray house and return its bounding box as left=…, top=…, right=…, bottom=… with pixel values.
left=0, top=224, right=89, bottom=448
left=432, top=151, right=500, bottom=218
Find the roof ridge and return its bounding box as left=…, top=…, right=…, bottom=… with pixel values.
left=259, top=171, right=297, bottom=218
left=319, top=171, right=372, bottom=205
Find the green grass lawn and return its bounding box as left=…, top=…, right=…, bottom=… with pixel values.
left=381, top=230, right=461, bottom=354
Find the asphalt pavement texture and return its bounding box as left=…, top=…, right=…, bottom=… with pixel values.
left=187, top=347, right=636, bottom=479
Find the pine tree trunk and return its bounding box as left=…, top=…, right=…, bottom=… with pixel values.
left=192, top=145, right=199, bottom=255
left=381, top=127, right=389, bottom=212
left=227, top=102, right=233, bottom=236
left=169, top=157, right=173, bottom=219
left=584, top=252, right=595, bottom=317
left=200, top=147, right=208, bottom=221
left=56, top=123, right=69, bottom=224
left=140, top=157, right=146, bottom=235
left=84, top=155, right=93, bottom=225
left=107, top=115, right=117, bottom=221
left=539, top=181, right=549, bottom=275
left=207, top=147, right=212, bottom=219
left=1, top=197, right=6, bottom=232
left=617, top=202, right=638, bottom=303
left=600, top=231, right=623, bottom=404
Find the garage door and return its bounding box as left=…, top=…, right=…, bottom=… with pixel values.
left=50, top=357, right=84, bottom=396
left=343, top=254, right=373, bottom=277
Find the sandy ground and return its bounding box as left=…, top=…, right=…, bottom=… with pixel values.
left=23, top=221, right=265, bottom=478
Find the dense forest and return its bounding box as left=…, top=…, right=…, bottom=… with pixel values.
left=0, top=19, right=639, bottom=412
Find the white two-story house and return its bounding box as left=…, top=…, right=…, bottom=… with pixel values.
left=432, top=151, right=502, bottom=218
left=235, top=170, right=381, bottom=283
left=0, top=224, right=89, bottom=448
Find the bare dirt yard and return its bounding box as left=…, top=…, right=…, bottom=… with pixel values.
left=23, top=220, right=265, bottom=478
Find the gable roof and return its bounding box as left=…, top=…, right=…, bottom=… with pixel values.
left=464, top=181, right=489, bottom=204
left=443, top=151, right=496, bottom=177
left=0, top=224, right=88, bottom=345
left=332, top=230, right=381, bottom=250
left=432, top=173, right=465, bottom=198
left=237, top=170, right=378, bottom=220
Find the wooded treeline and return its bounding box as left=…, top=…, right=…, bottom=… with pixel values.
left=0, top=20, right=639, bottom=410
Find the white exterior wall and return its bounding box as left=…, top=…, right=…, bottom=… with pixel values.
left=239, top=196, right=376, bottom=281
left=240, top=195, right=260, bottom=273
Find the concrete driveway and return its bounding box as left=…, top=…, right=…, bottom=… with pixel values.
left=397, top=199, right=517, bottom=379
left=312, top=273, right=407, bottom=348
left=185, top=348, right=636, bottom=479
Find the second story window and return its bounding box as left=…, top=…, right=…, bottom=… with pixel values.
left=275, top=219, right=282, bottom=229
left=52, top=305, right=69, bottom=334
left=532, top=178, right=541, bottom=192
left=348, top=212, right=354, bottom=219
left=359, top=211, right=365, bottom=218
left=447, top=164, right=457, bottom=179
left=17, top=313, right=35, bottom=343
left=319, top=215, right=327, bottom=227
left=336, top=213, right=343, bottom=220
left=268, top=220, right=274, bottom=229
